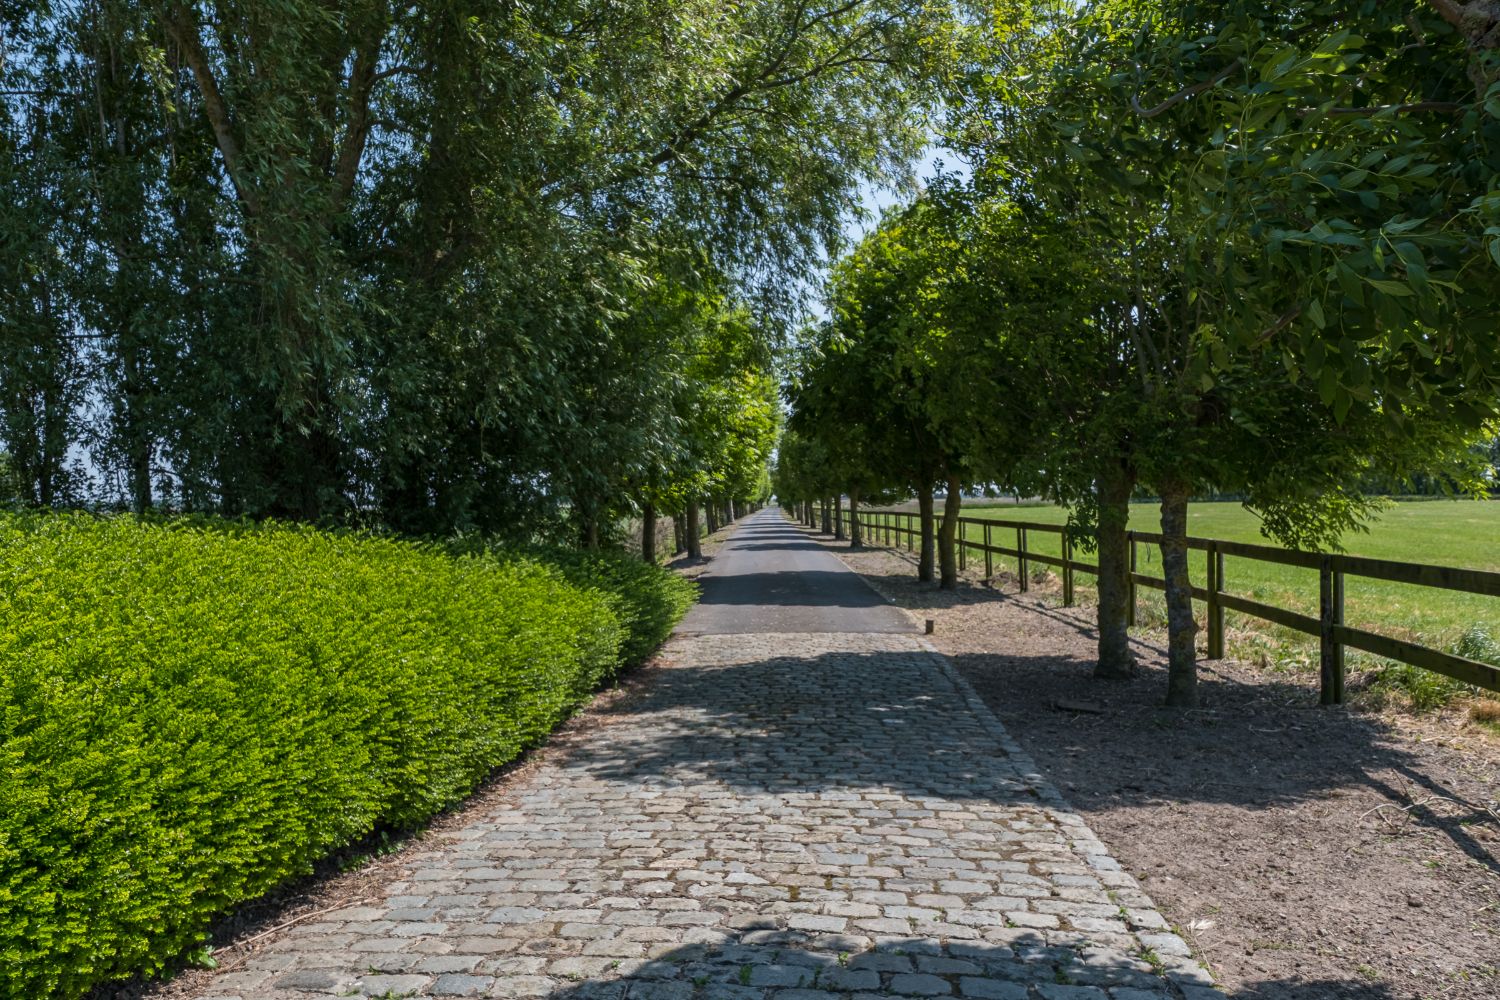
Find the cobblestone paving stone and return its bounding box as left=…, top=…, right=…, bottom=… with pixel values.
left=192, top=632, right=1218, bottom=1000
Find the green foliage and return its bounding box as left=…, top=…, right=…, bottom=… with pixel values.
left=0, top=0, right=941, bottom=529
left=453, top=541, right=698, bottom=668
left=954, top=0, right=1500, bottom=435
left=552, top=551, right=697, bottom=666
left=1367, top=663, right=1475, bottom=713
left=0, top=512, right=693, bottom=999
left=1456, top=624, right=1500, bottom=669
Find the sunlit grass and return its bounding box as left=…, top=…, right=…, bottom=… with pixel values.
left=863, top=498, right=1500, bottom=708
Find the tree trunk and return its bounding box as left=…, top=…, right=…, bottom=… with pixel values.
left=673, top=512, right=685, bottom=555
left=1159, top=482, right=1198, bottom=707
left=849, top=493, right=862, bottom=546
left=36, top=275, right=64, bottom=507
left=938, top=476, right=962, bottom=590
left=686, top=499, right=702, bottom=558
left=821, top=497, right=832, bottom=533
left=706, top=501, right=718, bottom=535
left=579, top=501, right=600, bottom=550
left=917, top=483, right=936, bottom=583
left=120, top=318, right=153, bottom=514
left=295, top=419, right=343, bottom=521
left=1095, top=460, right=1136, bottom=679
left=39, top=380, right=60, bottom=507
left=641, top=502, right=657, bottom=564
left=833, top=495, right=844, bottom=539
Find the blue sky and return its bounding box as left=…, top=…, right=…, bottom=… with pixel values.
left=802, top=144, right=968, bottom=320
left=844, top=145, right=963, bottom=243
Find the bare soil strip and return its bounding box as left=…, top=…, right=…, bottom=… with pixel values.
left=820, top=533, right=1500, bottom=1000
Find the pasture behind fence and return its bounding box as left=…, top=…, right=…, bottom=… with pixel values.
left=827, top=507, right=1500, bottom=704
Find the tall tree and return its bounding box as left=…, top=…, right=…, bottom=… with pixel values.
left=947, top=0, right=1498, bottom=705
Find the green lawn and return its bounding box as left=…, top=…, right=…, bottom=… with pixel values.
left=864, top=499, right=1500, bottom=701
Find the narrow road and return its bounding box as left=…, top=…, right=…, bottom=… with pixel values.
left=679, top=509, right=913, bottom=634
left=185, top=512, right=1214, bottom=1000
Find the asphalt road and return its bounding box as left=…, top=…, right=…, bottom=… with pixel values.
left=677, top=508, right=916, bottom=635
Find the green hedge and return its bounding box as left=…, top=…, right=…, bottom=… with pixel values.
left=549, top=550, right=697, bottom=666
left=0, top=513, right=695, bottom=999
left=448, top=541, right=698, bottom=668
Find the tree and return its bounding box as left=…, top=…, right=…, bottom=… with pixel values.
left=816, top=201, right=977, bottom=585
left=1, top=0, right=949, bottom=543
left=945, top=0, right=1498, bottom=705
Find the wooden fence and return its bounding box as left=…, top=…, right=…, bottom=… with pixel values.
left=833, top=508, right=1500, bottom=704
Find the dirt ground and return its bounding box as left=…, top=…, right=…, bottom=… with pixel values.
left=818, top=531, right=1500, bottom=1000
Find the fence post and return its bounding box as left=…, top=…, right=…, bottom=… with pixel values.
left=1127, top=533, right=1137, bottom=627
left=1018, top=527, right=1029, bottom=593
left=1319, top=554, right=1346, bottom=705
left=959, top=522, right=967, bottom=572
left=908, top=513, right=914, bottom=552
left=1062, top=532, right=1074, bottom=607
left=1206, top=542, right=1225, bottom=660
left=984, top=522, right=993, bottom=580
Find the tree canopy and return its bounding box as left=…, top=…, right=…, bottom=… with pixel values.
left=1, top=0, right=949, bottom=538
left=778, top=0, right=1500, bottom=706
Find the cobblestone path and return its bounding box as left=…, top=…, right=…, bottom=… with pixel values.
left=193, top=519, right=1216, bottom=1000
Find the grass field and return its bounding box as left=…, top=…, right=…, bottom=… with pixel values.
left=864, top=499, right=1500, bottom=707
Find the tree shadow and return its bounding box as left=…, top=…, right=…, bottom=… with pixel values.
left=530, top=934, right=1193, bottom=1000
left=725, top=542, right=848, bottom=552
left=559, top=646, right=1490, bottom=851
left=820, top=544, right=1499, bottom=879
left=941, top=644, right=1499, bottom=878
left=514, top=933, right=1408, bottom=1000
left=561, top=648, right=1042, bottom=803
left=1227, top=979, right=1405, bottom=999
left=691, top=570, right=905, bottom=609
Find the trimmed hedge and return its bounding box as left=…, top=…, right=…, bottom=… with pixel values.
left=550, top=550, right=697, bottom=666
left=0, top=513, right=695, bottom=999
left=447, top=541, right=698, bottom=669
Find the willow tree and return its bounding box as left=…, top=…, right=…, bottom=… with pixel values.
left=3, top=0, right=951, bottom=531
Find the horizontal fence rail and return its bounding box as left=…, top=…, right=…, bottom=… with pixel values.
left=829, top=507, right=1500, bottom=704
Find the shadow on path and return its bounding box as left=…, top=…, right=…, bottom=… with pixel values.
left=534, top=935, right=1407, bottom=1000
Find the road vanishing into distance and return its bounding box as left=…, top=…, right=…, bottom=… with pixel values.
left=678, top=507, right=915, bottom=635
